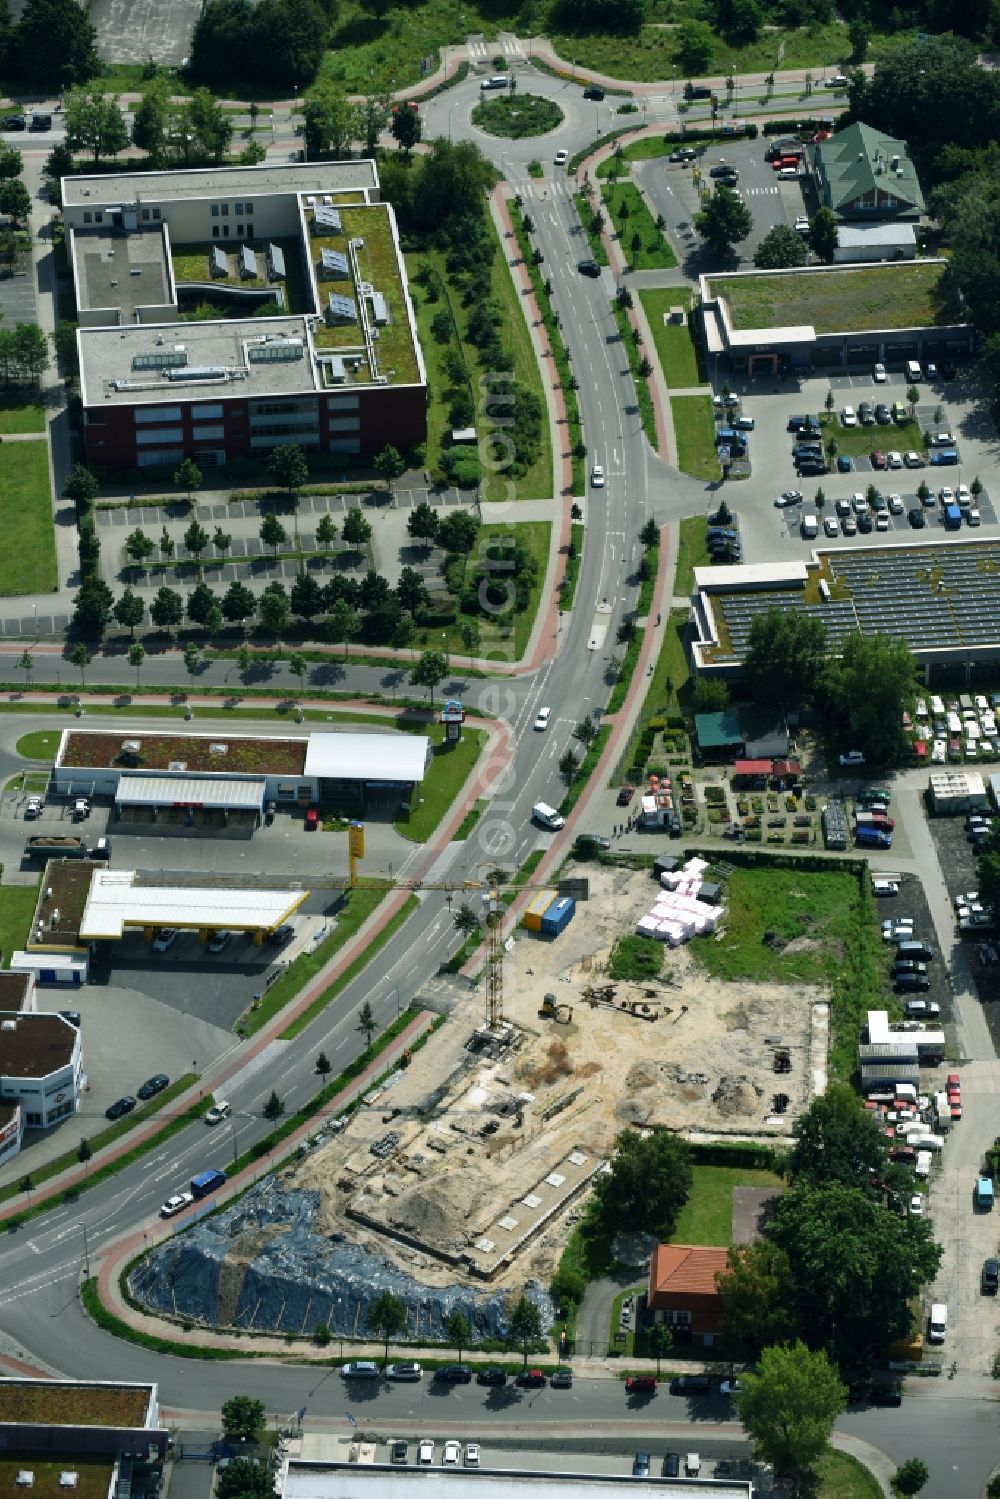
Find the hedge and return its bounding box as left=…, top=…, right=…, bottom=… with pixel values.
left=689, top=1139, right=787, bottom=1171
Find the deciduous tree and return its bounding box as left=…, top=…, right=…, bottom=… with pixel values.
left=410, top=648, right=448, bottom=704
left=593, top=1128, right=692, bottom=1239
left=694, top=184, right=752, bottom=256
left=506, top=1294, right=543, bottom=1368
left=64, top=91, right=128, bottom=165
left=743, top=607, right=827, bottom=712
left=737, top=1341, right=846, bottom=1480
left=366, top=1289, right=406, bottom=1363
left=114, top=588, right=145, bottom=640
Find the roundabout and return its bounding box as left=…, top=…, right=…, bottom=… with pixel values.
left=471, top=91, right=565, bottom=138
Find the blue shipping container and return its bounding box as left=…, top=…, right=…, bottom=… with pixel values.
left=540, top=896, right=575, bottom=936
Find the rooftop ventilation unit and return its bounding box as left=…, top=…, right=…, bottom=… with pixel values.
left=122, top=740, right=142, bottom=752
left=59, top=1476, right=79, bottom=1490
left=168, top=760, right=187, bottom=771
left=209, top=742, right=228, bottom=755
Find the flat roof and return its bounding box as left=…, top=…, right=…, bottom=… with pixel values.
left=304, top=732, right=429, bottom=784
left=0, top=1013, right=76, bottom=1079
left=838, top=222, right=917, bottom=246
left=0, top=1457, right=116, bottom=1499
left=116, top=773, right=265, bottom=809
left=705, top=260, right=950, bottom=335
left=31, top=861, right=98, bottom=948
left=694, top=560, right=807, bottom=590
left=0, top=1379, right=152, bottom=1427
left=0, top=973, right=32, bottom=1010
left=79, top=315, right=322, bottom=410
left=64, top=161, right=379, bottom=209
left=283, top=1465, right=752, bottom=1499
left=79, top=868, right=306, bottom=939
left=58, top=730, right=308, bottom=776
left=74, top=227, right=170, bottom=316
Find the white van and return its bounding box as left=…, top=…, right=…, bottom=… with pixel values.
left=928, top=1303, right=947, bottom=1343
left=800, top=514, right=818, bottom=539
left=532, top=801, right=565, bottom=831
left=906, top=359, right=922, bottom=382
left=915, top=1150, right=932, bottom=1178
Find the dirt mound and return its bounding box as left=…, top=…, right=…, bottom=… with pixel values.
left=712, top=1073, right=764, bottom=1117
left=377, top=1172, right=483, bottom=1247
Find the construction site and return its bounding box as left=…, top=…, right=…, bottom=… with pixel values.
left=134, top=861, right=825, bottom=1339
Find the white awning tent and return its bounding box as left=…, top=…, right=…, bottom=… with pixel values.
left=79, top=869, right=306, bottom=939
left=304, top=732, right=430, bottom=785
left=115, top=774, right=266, bottom=809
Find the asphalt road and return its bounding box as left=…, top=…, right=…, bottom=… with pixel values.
left=0, top=63, right=994, bottom=1499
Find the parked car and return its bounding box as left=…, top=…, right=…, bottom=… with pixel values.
left=625, top=1375, right=657, bottom=1394
left=152, top=928, right=179, bottom=952
left=24, top=795, right=42, bottom=819
left=870, top=450, right=887, bottom=469
left=267, top=923, right=294, bottom=947
left=443, top=1442, right=462, bottom=1468
left=304, top=806, right=320, bottom=830
left=418, top=1440, right=435, bottom=1465
left=983, top=1258, right=999, bottom=1294
left=137, top=1073, right=169, bottom=1100
left=476, top=1367, right=507, bottom=1386
left=105, top=1091, right=136, bottom=1118
left=719, top=1380, right=742, bottom=1396
left=662, top=1455, right=680, bottom=1478
left=160, top=1191, right=194, bottom=1218
left=208, top=930, right=231, bottom=954
left=464, top=1444, right=481, bottom=1468
left=390, top=1441, right=408, bottom=1465
left=669, top=1375, right=711, bottom=1395
left=342, top=1361, right=381, bottom=1379
left=632, top=1453, right=652, bottom=1477
left=840, top=750, right=865, bottom=765
left=385, top=1362, right=423, bottom=1381
left=875, top=402, right=891, bottom=423
left=434, top=1364, right=472, bottom=1384
left=841, top=405, right=857, bottom=426
left=837, top=455, right=853, bottom=472
left=616, top=786, right=635, bottom=805
left=550, top=1368, right=573, bottom=1388
left=873, top=362, right=887, bottom=382
left=517, top=1368, right=547, bottom=1387
left=908, top=507, right=926, bottom=528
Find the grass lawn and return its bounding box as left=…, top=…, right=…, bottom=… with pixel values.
left=16, top=729, right=62, bottom=760
left=404, top=234, right=552, bottom=504
left=615, top=604, right=691, bottom=779
left=675, top=516, right=710, bottom=595
left=318, top=0, right=519, bottom=93
left=561, top=520, right=585, bottom=611
left=0, top=1456, right=115, bottom=1499
left=612, top=301, right=657, bottom=449
left=602, top=182, right=676, bottom=271
left=550, top=18, right=911, bottom=83
left=671, top=1163, right=784, bottom=1246
left=0, top=441, right=55, bottom=595
left=692, top=862, right=882, bottom=1081
left=454, top=520, right=550, bottom=659
left=0, top=400, right=45, bottom=434
left=396, top=726, right=486, bottom=841
left=672, top=395, right=720, bottom=482
left=172, top=237, right=309, bottom=317
left=641, top=289, right=702, bottom=389
left=574, top=190, right=609, bottom=267
left=819, top=412, right=925, bottom=458
left=472, top=93, right=564, bottom=138
left=280, top=895, right=419, bottom=1039
left=711, top=262, right=951, bottom=336
left=815, top=1450, right=883, bottom=1499
left=0, top=880, right=40, bottom=965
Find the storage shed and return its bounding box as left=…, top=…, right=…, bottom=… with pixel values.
left=928, top=770, right=989, bottom=815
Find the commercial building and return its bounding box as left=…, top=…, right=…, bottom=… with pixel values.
left=699, top=260, right=972, bottom=376
left=691, top=540, right=1000, bottom=684
left=62, top=162, right=427, bottom=472
left=813, top=122, right=925, bottom=223
left=832, top=223, right=918, bottom=264
left=0, top=997, right=83, bottom=1163
left=646, top=1242, right=730, bottom=1346
left=0, top=1378, right=166, bottom=1497
left=927, top=771, right=989, bottom=816
left=280, top=1458, right=753, bottom=1499
left=51, top=726, right=430, bottom=826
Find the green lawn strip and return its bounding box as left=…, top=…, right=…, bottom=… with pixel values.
left=815, top=1449, right=883, bottom=1499
left=670, top=1163, right=784, bottom=1246
left=241, top=887, right=387, bottom=1038
left=818, top=413, right=925, bottom=459
left=487, top=237, right=553, bottom=503
left=473, top=520, right=550, bottom=658
left=125, top=545, right=352, bottom=577
left=0, top=694, right=471, bottom=723
left=672, top=395, right=721, bottom=482
left=595, top=135, right=734, bottom=179
left=675, top=516, right=710, bottom=595
left=559, top=726, right=611, bottom=818
left=611, top=302, right=656, bottom=449
left=395, top=727, right=486, bottom=841
left=405, top=248, right=468, bottom=490
left=614, top=604, right=689, bottom=783
left=560, top=521, right=585, bottom=613
left=4, top=770, right=48, bottom=793
left=690, top=857, right=879, bottom=1083
left=4, top=1087, right=203, bottom=1227
left=510, top=202, right=585, bottom=494
left=472, top=94, right=564, bottom=138
left=573, top=192, right=608, bottom=267
left=602, top=181, right=676, bottom=271
left=711, top=262, right=948, bottom=336
left=0, top=880, right=39, bottom=966
left=0, top=441, right=56, bottom=595
left=603, top=541, right=658, bottom=716
left=279, top=896, right=419, bottom=1041
left=317, top=0, right=517, bottom=93
left=454, top=799, right=487, bottom=840
left=0, top=402, right=45, bottom=434
left=639, top=288, right=702, bottom=389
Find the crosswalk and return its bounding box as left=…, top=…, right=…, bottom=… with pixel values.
left=468, top=32, right=525, bottom=67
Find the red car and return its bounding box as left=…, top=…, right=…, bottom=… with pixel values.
left=304, top=807, right=320, bottom=831
left=616, top=786, right=635, bottom=806
left=871, top=450, right=887, bottom=469
left=889, top=1145, right=915, bottom=1163
left=947, top=1073, right=961, bottom=1091
left=626, top=1375, right=657, bottom=1394
left=517, top=1369, right=547, bottom=1388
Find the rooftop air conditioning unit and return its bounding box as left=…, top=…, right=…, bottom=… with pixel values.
left=1, top=1020, right=16, bottom=1032
left=209, top=742, right=228, bottom=755
left=59, top=1475, right=79, bottom=1489
left=122, top=740, right=141, bottom=752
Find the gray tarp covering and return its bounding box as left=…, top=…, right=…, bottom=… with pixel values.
left=130, top=1179, right=554, bottom=1341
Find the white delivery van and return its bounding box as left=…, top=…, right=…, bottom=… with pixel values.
left=928, top=1303, right=947, bottom=1343
left=918, top=1133, right=945, bottom=1152
left=684, top=1455, right=701, bottom=1477
left=914, top=1150, right=932, bottom=1178
left=906, top=360, right=922, bottom=382
left=801, top=514, right=818, bottom=539
left=532, top=801, right=565, bottom=831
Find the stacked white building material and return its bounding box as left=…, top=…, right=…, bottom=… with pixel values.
left=634, top=858, right=723, bottom=945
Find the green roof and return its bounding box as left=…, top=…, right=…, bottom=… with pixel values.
left=695, top=709, right=743, bottom=749
left=816, top=122, right=925, bottom=219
